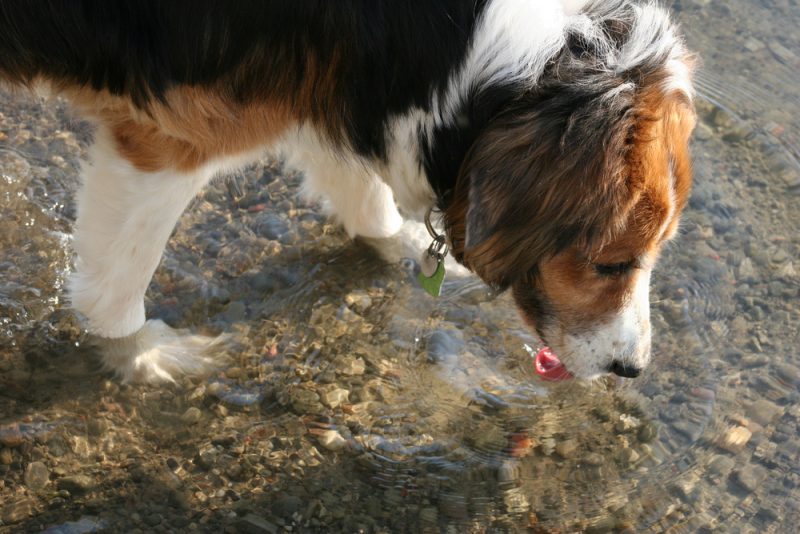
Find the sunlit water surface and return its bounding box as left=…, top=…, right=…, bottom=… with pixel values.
left=1, top=1, right=799, bottom=532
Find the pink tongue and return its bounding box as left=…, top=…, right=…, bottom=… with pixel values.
left=534, top=347, right=574, bottom=381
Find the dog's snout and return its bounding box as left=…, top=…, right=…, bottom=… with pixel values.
left=608, top=360, right=642, bottom=378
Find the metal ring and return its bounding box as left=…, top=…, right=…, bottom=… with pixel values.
left=424, top=207, right=438, bottom=240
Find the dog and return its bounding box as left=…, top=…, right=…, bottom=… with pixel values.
left=0, top=0, right=695, bottom=383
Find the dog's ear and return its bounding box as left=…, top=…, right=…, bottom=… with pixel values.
left=445, top=86, right=639, bottom=289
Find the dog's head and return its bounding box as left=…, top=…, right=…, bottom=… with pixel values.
left=444, top=46, right=695, bottom=380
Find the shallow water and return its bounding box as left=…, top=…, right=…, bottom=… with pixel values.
left=1, top=1, right=799, bottom=532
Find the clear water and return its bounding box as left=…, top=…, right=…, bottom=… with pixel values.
left=1, top=1, right=798, bottom=532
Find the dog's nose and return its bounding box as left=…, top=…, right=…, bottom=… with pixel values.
left=608, top=360, right=642, bottom=378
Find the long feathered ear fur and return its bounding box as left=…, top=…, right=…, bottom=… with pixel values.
left=444, top=79, right=640, bottom=289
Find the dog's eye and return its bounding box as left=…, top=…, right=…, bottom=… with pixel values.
left=593, top=260, right=636, bottom=277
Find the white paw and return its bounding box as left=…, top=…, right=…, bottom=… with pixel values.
left=93, top=319, right=227, bottom=384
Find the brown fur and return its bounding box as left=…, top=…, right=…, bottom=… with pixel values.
left=445, top=73, right=695, bottom=336
left=60, top=48, right=346, bottom=173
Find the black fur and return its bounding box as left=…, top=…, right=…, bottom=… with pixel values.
left=0, top=0, right=487, bottom=158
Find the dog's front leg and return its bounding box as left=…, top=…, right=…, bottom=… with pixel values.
left=68, top=129, right=222, bottom=383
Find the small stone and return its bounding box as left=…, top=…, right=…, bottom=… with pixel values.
left=2, top=498, right=33, bottom=523
left=41, top=516, right=107, bottom=533
left=555, top=439, right=579, bottom=459
left=340, top=357, right=366, bottom=376
left=498, top=460, right=520, bottom=483
left=317, top=430, right=347, bottom=452
left=271, top=495, right=303, bottom=519
left=236, top=513, right=279, bottom=534
left=71, top=435, right=91, bottom=458
left=743, top=37, right=765, bottom=52
left=768, top=40, right=797, bottom=64
left=288, top=387, right=324, bottom=415
left=344, top=290, right=372, bottom=313
left=637, top=422, right=658, bottom=443
left=707, top=455, right=735, bottom=477
left=733, top=464, right=767, bottom=493
left=746, top=399, right=783, bottom=426
left=619, top=447, right=640, bottom=466
left=426, top=330, right=464, bottom=363
left=582, top=453, right=604, bottom=466
left=0, top=447, right=12, bottom=465
left=439, top=493, right=468, bottom=518
left=319, top=387, right=350, bottom=409
left=775, top=363, right=800, bottom=387
left=0, top=424, right=25, bottom=447
left=420, top=507, right=438, bottom=524
left=24, top=461, right=50, bottom=490
left=616, top=414, right=641, bottom=432
left=181, top=407, right=203, bottom=424
left=715, top=426, right=752, bottom=453
left=86, top=419, right=110, bottom=437
left=57, top=474, right=94, bottom=493
left=225, top=367, right=243, bottom=379
left=671, top=473, right=699, bottom=499
left=467, top=421, right=506, bottom=452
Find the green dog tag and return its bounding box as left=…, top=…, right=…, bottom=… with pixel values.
left=418, top=257, right=446, bottom=297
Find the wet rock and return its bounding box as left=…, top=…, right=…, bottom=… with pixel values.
left=317, top=430, right=347, bottom=451
left=467, top=421, right=506, bottom=452
left=715, top=425, right=752, bottom=453
left=419, top=507, right=438, bottom=525
left=0, top=447, right=12, bottom=465
left=426, top=330, right=464, bottom=364
left=503, top=487, right=530, bottom=513
left=253, top=213, right=290, bottom=240
left=41, top=516, right=108, bottom=534
left=236, top=514, right=279, bottom=534
left=555, top=439, right=579, bottom=459
left=57, top=474, right=94, bottom=493
left=181, top=407, right=203, bottom=424
left=582, top=453, right=604, bottom=466
left=86, top=419, right=109, bottom=437
left=0, top=424, right=25, bottom=447
left=24, top=461, right=50, bottom=490
left=707, top=455, right=735, bottom=477
left=339, top=357, right=366, bottom=376
left=319, top=386, right=350, bottom=409
left=288, top=387, right=324, bottom=415
left=194, top=445, right=219, bottom=470
left=539, top=437, right=556, bottom=456
left=775, top=363, right=800, bottom=388
left=616, top=414, right=641, bottom=432
left=746, top=399, right=784, bottom=426
left=497, top=460, right=520, bottom=484
left=344, top=290, right=372, bottom=313
left=2, top=498, right=33, bottom=523
left=618, top=447, right=640, bottom=467
left=671, top=473, right=699, bottom=500
left=71, top=435, right=91, bottom=458
left=733, top=464, right=768, bottom=493
left=271, top=494, right=303, bottom=519
left=637, top=422, right=658, bottom=443
left=439, top=493, right=468, bottom=519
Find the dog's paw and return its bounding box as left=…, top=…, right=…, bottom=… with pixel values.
left=93, top=319, right=228, bottom=384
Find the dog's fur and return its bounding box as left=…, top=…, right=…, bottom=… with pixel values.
left=0, top=0, right=695, bottom=382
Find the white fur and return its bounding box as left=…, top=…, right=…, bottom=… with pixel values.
left=282, top=126, right=404, bottom=239
left=558, top=267, right=652, bottom=379
left=69, top=129, right=247, bottom=382
left=96, top=319, right=227, bottom=384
